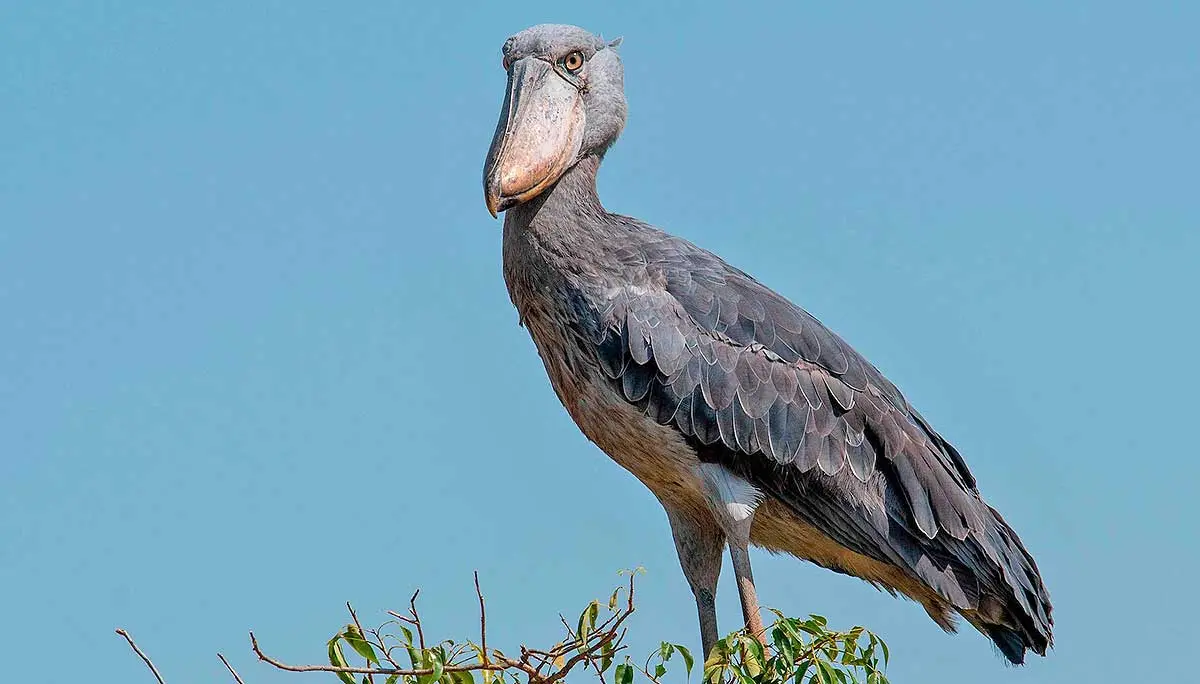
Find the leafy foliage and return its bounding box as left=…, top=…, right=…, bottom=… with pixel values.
left=308, top=572, right=889, bottom=684
left=696, top=612, right=889, bottom=684
left=117, top=570, right=891, bottom=684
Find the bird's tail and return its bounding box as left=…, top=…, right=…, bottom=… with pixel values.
left=982, top=624, right=1036, bottom=665
left=964, top=506, right=1054, bottom=665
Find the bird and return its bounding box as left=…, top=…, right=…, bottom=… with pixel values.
left=482, top=24, right=1052, bottom=665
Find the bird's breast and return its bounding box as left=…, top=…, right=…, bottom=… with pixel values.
left=514, top=281, right=709, bottom=519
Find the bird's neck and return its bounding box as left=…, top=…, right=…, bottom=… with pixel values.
left=505, top=154, right=607, bottom=244
left=502, top=153, right=629, bottom=316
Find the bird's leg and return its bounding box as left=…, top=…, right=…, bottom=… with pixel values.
left=727, top=529, right=768, bottom=646
left=696, top=463, right=769, bottom=647
left=666, top=507, right=724, bottom=657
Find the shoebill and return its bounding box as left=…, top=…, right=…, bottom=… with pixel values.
left=482, top=23, right=1052, bottom=665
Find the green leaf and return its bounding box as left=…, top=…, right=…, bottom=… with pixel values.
left=676, top=644, right=695, bottom=677
left=386, top=676, right=399, bottom=684
left=842, top=629, right=861, bottom=664
left=703, top=641, right=726, bottom=670
left=615, top=662, right=634, bottom=684
left=732, top=663, right=757, bottom=684
left=655, top=664, right=667, bottom=679
left=878, top=638, right=889, bottom=666
left=824, top=639, right=839, bottom=661
left=452, top=670, right=475, bottom=684
left=704, top=640, right=731, bottom=684
left=660, top=642, right=675, bottom=662
left=796, top=618, right=822, bottom=638
left=344, top=626, right=380, bottom=665
left=815, top=660, right=837, bottom=684
left=577, top=601, right=600, bottom=643
left=600, top=639, right=615, bottom=673
left=861, top=638, right=876, bottom=666
left=327, top=639, right=357, bottom=684
left=737, top=634, right=762, bottom=672
left=776, top=631, right=796, bottom=665
left=429, top=652, right=445, bottom=683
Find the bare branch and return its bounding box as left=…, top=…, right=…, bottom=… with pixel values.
left=475, top=570, right=488, bottom=665
left=217, top=653, right=247, bottom=684
left=410, top=589, right=426, bottom=650
left=347, top=602, right=365, bottom=635
left=115, top=628, right=167, bottom=684
left=387, top=611, right=421, bottom=628
left=346, top=602, right=375, bottom=684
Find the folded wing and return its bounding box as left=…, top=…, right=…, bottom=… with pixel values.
left=584, top=228, right=1052, bottom=661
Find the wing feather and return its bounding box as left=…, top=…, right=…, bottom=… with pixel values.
left=581, top=231, right=1050, bottom=659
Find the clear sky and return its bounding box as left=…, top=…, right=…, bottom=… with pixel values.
left=3, top=3, right=1197, bottom=682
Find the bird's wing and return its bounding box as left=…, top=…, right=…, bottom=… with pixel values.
left=588, top=230, right=1049, bottom=634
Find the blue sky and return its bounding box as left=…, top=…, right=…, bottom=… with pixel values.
left=3, top=2, right=1197, bottom=682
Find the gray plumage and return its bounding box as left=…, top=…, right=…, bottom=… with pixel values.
left=486, top=24, right=1052, bottom=666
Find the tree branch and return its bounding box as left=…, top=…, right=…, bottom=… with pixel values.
left=115, top=628, right=167, bottom=684
left=249, top=573, right=638, bottom=684
left=410, top=589, right=426, bottom=650
left=217, top=653, right=247, bottom=684
left=250, top=631, right=526, bottom=677
left=475, top=570, right=488, bottom=665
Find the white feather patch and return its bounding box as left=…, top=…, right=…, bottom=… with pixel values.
left=697, top=463, right=764, bottom=526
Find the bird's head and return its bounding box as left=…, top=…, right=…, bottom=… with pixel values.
left=483, top=24, right=626, bottom=217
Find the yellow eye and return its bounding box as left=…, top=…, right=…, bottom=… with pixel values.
left=563, top=51, right=584, bottom=73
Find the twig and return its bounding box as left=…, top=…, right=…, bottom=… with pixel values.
left=587, top=646, right=612, bottom=684
left=115, top=628, right=167, bottom=684
left=347, top=602, right=365, bottom=636
left=217, top=653, right=247, bottom=684
left=558, top=615, right=575, bottom=639
left=475, top=571, right=488, bottom=666
left=386, top=611, right=421, bottom=629
left=250, top=631, right=530, bottom=677
left=347, top=603, right=375, bottom=684
left=409, top=589, right=426, bottom=650
left=541, top=588, right=635, bottom=684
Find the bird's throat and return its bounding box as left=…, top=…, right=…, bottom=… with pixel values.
left=506, top=154, right=605, bottom=232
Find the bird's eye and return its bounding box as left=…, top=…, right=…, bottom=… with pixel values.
left=562, top=51, right=585, bottom=73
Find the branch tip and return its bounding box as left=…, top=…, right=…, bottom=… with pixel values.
left=116, top=628, right=167, bottom=684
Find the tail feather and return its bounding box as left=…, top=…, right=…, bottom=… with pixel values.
left=966, top=505, right=1054, bottom=665
left=983, top=625, right=1029, bottom=665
